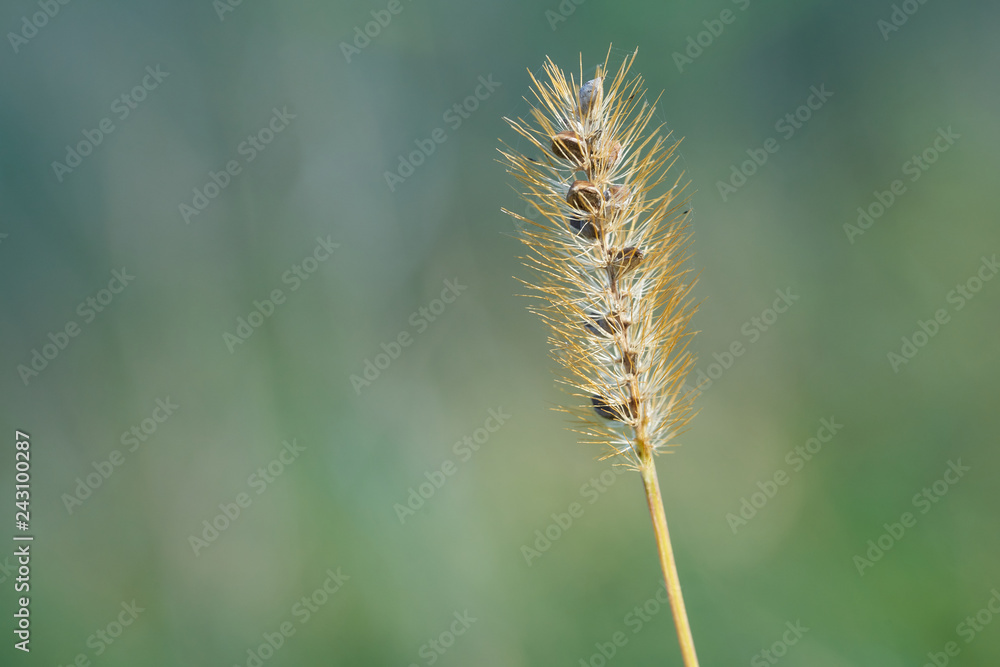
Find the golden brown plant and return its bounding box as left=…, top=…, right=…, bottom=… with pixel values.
left=499, top=47, right=701, bottom=666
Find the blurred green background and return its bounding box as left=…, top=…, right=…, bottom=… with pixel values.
left=2, top=0, right=999, bottom=665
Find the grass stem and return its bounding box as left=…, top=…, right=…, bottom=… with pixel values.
left=640, top=461, right=700, bottom=667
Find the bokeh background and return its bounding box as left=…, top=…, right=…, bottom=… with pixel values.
left=2, top=0, right=999, bottom=665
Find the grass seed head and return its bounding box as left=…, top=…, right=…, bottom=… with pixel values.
left=500, top=47, right=698, bottom=468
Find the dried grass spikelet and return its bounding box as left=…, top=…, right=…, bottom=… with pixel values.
left=499, top=47, right=702, bottom=667
left=499, top=47, right=698, bottom=470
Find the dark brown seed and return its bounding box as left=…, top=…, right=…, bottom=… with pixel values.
left=584, top=311, right=626, bottom=337
left=591, top=394, right=622, bottom=421
left=606, top=183, right=631, bottom=206
left=591, top=394, right=637, bottom=421
left=567, top=180, right=603, bottom=212
left=551, top=131, right=586, bottom=165
left=568, top=216, right=599, bottom=240
left=608, top=246, right=644, bottom=278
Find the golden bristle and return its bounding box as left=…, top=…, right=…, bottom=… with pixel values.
left=499, top=47, right=698, bottom=469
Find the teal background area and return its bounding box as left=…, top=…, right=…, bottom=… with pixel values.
left=1, top=0, right=999, bottom=665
